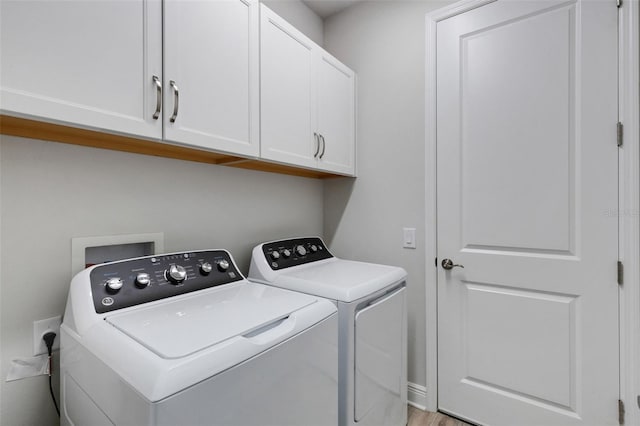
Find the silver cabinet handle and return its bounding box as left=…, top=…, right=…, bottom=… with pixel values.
left=169, top=80, right=179, bottom=123
left=319, top=134, right=326, bottom=159
left=441, top=259, right=464, bottom=270
left=313, top=132, right=320, bottom=158
left=152, top=75, right=162, bottom=120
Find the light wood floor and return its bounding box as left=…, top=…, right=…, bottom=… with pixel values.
left=408, top=405, right=473, bottom=426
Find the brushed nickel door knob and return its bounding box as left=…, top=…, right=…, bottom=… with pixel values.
left=442, top=259, right=464, bottom=270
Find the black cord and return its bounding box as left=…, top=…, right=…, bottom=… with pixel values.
left=43, top=332, right=60, bottom=416
left=48, top=364, right=60, bottom=416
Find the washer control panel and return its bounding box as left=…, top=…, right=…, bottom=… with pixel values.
left=262, top=237, right=333, bottom=270
left=90, top=250, right=242, bottom=314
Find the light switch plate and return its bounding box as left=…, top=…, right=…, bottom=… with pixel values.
left=403, top=228, right=416, bottom=249
left=33, top=316, right=61, bottom=356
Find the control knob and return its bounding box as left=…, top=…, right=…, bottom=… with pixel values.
left=217, top=259, right=230, bottom=272
left=270, top=251, right=280, bottom=260
left=200, top=262, right=213, bottom=275
left=295, top=245, right=307, bottom=257
left=135, top=273, right=151, bottom=288
left=105, top=277, right=123, bottom=294
left=166, top=264, right=187, bottom=284
left=282, top=249, right=291, bottom=258
left=310, top=244, right=318, bottom=253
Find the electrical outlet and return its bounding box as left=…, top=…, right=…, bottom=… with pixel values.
left=33, top=316, right=61, bottom=356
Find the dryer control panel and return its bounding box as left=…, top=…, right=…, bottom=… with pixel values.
left=90, top=250, right=243, bottom=314
left=262, top=237, right=333, bottom=271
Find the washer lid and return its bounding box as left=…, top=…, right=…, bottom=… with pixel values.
left=105, top=282, right=315, bottom=359
left=269, top=259, right=407, bottom=302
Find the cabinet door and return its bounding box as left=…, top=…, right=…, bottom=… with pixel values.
left=163, top=0, right=259, bottom=157
left=317, top=53, right=356, bottom=175
left=0, top=0, right=162, bottom=139
left=260, top=5, right=317, bottom=169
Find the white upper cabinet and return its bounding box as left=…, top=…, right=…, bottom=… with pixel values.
left=0, top=0, right=163, bottom=139
left=260, top=5, right=356, bottom=176
left=317, top=52, right=356, bottom=175
left=1, top=1, right=354, bottom=176
left=1, top=0, right=259, bottom=157
left=163, top=0, right=259, bottom=157
left=260, top=5, right=318, bottom=170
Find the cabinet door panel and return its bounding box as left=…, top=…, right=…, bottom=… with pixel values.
left=0, top=0, right=162, bottom=139
left=317, top=54, right=355, bottom=175
left=260, top=5, right=317, bottom=169
left=163, top=0, right=258, bottom=157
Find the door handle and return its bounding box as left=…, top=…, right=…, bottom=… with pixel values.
left=152, top=75, right=162, bottom=120
left=169, top=80, right=179, bottom=123
left=319, top=134, right=326, bottom=159
left=313, top=132, right=320, bottom=158
left=441, top=259, right=464, bottom=270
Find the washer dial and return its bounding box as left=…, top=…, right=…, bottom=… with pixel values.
left=105, top=277, right=123, bottom=293
left=217, top=259, right=230, bottom=272
left=200, top=262, right=213, bottom=275
left=135, top=273, right=151, bottom=288
left=166, top=264, right=187, bottom=284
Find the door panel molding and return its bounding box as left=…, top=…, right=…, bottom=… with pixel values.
left=462, top=281, right=578, bottom=410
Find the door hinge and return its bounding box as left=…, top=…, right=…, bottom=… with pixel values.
left=618, top=261, right=624, bottom=285
left=617, top=122, right=623, bottom=147
left=617, top=0, right=622, bottom=8
left=619, top=399, right=625, bottom=424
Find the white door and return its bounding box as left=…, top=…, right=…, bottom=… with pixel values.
left=317, top=52, right=356, bottom=176
left=260, top=4, right=318, bottom=169
left=163, top=0, right=259, bottom=157
left=0, top=0, right=162, bottom=139
left=436, top=1, right=619, bottom=425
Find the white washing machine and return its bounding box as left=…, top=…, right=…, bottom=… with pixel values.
left=60, top=249, right=338, bottom=426
left=249, top=237, right=408, bottom=426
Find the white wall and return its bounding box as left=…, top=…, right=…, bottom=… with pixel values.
left=323, top=0, right=454, bottom=401
left=0, top=2, right=323, bottom=424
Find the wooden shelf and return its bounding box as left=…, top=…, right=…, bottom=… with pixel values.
left=0, top=115, right=347, bottom=179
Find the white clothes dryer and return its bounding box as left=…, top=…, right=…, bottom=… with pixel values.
left=60, top=249, right=338, bottom=426
left=249, top=237, right=408, bottom=426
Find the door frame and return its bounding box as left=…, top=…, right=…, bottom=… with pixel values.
left=423, top=1, right=640, bottom=424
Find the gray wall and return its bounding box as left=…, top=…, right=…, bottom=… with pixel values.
left=0, top=137, right=324, bottom=425
left=323, top=0, right=453, bottom=393
left=262, top=0, right=324, bottom=45
left=0, top=2, right=324, bottom=425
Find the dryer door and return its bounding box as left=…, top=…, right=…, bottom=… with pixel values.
left=354, top=286, right=406, bottom=424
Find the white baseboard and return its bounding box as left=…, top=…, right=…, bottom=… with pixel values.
left=407, top=382, right=428, bottom=410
